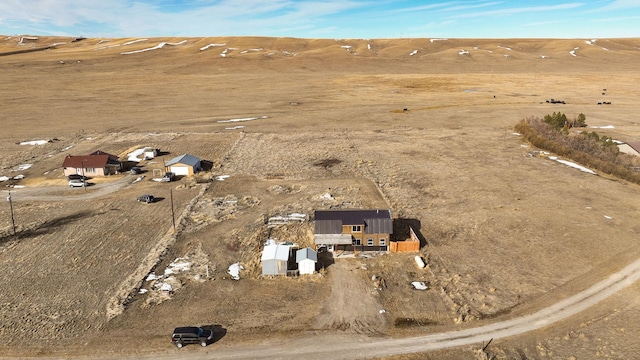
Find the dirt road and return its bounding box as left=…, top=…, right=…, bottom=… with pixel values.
left=20, top=254, right=639, bottom=360
left=2, top=175, right=134, bottom=201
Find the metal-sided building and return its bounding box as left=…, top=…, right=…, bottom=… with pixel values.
left=164, top=154, right=202, bottom=176
left=261, top=244, right=292, bottom=276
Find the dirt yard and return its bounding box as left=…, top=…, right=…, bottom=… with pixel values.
left=1, top=36, right=640, bottom=359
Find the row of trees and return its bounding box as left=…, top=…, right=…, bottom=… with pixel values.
left=516, top=113, right=640, bottom=184
left=543, top=112, right=587, bottom=130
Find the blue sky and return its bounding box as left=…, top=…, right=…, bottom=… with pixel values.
left=0, top=1, right=639, bottom=39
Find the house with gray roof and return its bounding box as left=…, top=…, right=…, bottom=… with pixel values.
left=164, top=154, right=201, bottom=176
left=314, top=209, right=392, bottom=252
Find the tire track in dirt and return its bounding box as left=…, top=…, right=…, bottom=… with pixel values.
left=77, top=254, right=640, bottom=359
left=105, top=183, right=209, bottom=319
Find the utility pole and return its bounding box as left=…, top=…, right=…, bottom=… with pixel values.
left=82, top=159, right=87, bottom=192
left=6, top=191, right=16, bottom=236
left=170, top=188, right=176, bottom=233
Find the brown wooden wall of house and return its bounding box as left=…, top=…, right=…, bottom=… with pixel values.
left=341, top=225, right=388, bottom=246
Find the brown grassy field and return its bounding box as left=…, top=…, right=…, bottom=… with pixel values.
left=1, top=35, right=640, bottom=359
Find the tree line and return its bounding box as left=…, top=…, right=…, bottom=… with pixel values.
left=515, top=113, right=640, bottom=184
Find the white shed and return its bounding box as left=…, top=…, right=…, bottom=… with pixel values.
left=296, top=248, right=317, bottom=275
left=261, top=244, right=291, bottom=276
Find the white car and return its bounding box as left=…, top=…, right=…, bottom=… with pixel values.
left=68, top=179, right=86, bottom=187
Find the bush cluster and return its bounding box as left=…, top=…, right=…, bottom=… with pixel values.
left=516, top=115, right=640, bottom=184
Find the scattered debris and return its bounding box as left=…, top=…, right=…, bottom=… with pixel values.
left=267, top=213, right=307, bottom=226
left=411, top=281, right=428, bottom=290
left=228, top=263, right=243, bottom=280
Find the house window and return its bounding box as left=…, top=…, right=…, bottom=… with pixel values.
left=379, top=238, right=386, bottom=246
left=352, top=225, right=362, bottom=232
left=85, top=167, right=96, bottom=173
left=352, top=238, right=361, bottom=246
left=367, top=238, right=374, bottom=246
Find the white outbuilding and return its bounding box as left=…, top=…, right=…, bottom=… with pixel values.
left=261, top=244, right=292, bottom=276
left=296, top=248, right=317, bottom=275
left=164, top=154, right=202, bottom=176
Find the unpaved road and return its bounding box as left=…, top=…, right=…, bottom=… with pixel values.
left=2, top=175, right=134, bottom=201
left=23, top=255, right=640, bottom=360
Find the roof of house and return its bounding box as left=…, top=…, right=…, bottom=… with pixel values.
left=626, top=142, right=640, bottom=153
left=165, top=154, right=201, bottom=167
left=261, top=244, right=291, bottom=262
left=314, top=234, right=353, bottom=245
left=314, top=209, right=393, bottom=234
left=296, top=248, right=317, bottom=263
left=62, top=154, right=119, bottom=168
left=89, top=150, right=119, bottom=161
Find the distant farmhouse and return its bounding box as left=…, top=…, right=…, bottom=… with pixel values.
left=314, top=209, right=392, bottom=252
left=62, top=150, right=122, bottom=177
left=164, top=154, right=201, bottom=176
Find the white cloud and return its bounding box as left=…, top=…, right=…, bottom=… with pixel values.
left=601, top=0, right=640, bottom=9
left=0, top=0, right=371, bottom=37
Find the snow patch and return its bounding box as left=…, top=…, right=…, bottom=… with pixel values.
left=20, top=140, right=49, bottom=145
left=217, top=115, right=268, bottom=123
left=458, top=49, right=469, bottom=55
left=409, top=49, right=418, bottom=56
left=569, top=47, right=579, bottom=57
left=121, top=40, right=186, bottom=55
left=200, top=43, right=226, bottom=51
left=548, top=156, right=597, bottom=175
left=430, top=38, right=447, bottom=43
left=123, top=39, right=148, bottom=45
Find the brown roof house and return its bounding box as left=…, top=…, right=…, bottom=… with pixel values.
left=314, top=209, right=392, bottom=253
left=617, top=141, right=640, bottom=157
left=62, top=150, right=122, bottom=177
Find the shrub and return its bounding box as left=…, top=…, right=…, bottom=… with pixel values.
left=516, top=116, right=640, bottom=185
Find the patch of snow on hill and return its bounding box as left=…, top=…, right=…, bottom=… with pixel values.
left=121, top=40, right=187, bottom=55
left=549, top=156, right=597, bottom=175
left=200, top=43, right=226, bottom=51
left=569, top=47, right=579, bottom=57
left=240, top=48, right=264, bottom=54
left=123, top=39, right=148, bottom=45
left=430, top=38, right=447, bottom=43
left=20, top=140, right=48, bottom=145
left=540, top=55, right=549, bottom=59
left=367, top=43, right=371, bottom=50
left=498, top=46, right=512, bottom=51
left=409, top=49, right=418, bottom=56
left=459, top=49, right=469, bottom=55
left=217, top=115, right=268, bottom=123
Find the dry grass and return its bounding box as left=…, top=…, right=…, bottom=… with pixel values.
left=1, top=35, right=640, bottom=359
